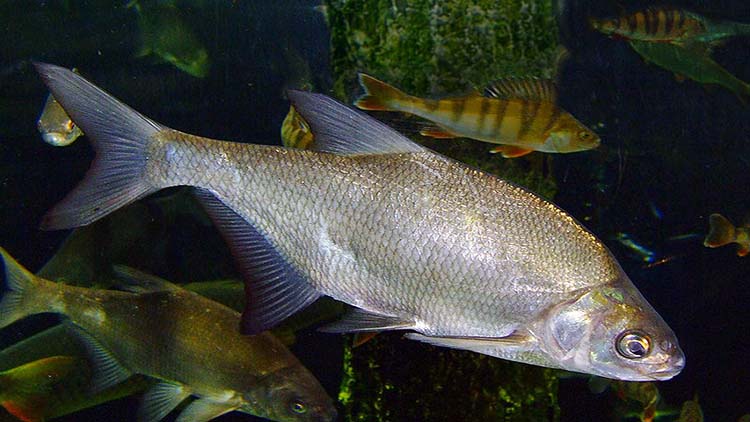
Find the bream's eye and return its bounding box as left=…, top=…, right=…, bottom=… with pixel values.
left=616, top=331, right=651, bottom=359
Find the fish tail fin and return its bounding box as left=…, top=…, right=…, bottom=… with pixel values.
left=704, top=213, right=736, bottom=248
left=0, top=356, right=79, bottom=422
left=0, top=248, right=49, bottom=329
left=355, top=73, right=411, bottom=111
left=34, top=62, right=165, bottom=230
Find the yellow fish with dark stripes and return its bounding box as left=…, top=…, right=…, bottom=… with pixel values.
left=280, top=106, right=314, bottom=150
left=589, top=7, right=750, bottom=47
left=355, top=74, right=600, bottom=158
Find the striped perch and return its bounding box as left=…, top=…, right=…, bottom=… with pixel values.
left=355, top=74, right=600, bottom=158
left=589, top=8, right=707, bottom=44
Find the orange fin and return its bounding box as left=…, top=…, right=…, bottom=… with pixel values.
left=419, top=126, right=457, bottom=139
left=737, top=246, right=749, bottom=257
left=353, top=332, right=379, bottom=347
left=354, top=73, right=407, bottom=111
left=489, top=145, right=533, bottom=158
left=704, top=213, right=736, bottom=248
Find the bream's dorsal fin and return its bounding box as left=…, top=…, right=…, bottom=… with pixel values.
left=286, top=90, right=424, bottom=155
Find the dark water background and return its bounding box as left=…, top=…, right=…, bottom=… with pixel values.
left=1, top=0, right=749, bottom=420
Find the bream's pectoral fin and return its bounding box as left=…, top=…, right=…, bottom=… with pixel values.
left=139, top=381, right=191, bottom=422
left=404, top=331, right=533, bottom=354
left=319, top=308, right=415, bottom=333
left=194, top=188, right=321, bottom=335
left=175, top=397, right=238, bottom=422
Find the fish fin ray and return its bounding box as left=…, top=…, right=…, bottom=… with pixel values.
left=0, top=247, right=38, bottom=329
left=287, top=89, right=423, bottom=155
left=194, top=189, right=321, bottom=334
left=33, top=63, right=164, bottom=229
left=65, top=322, right=131, bottom=393
left=404, top=332, right=532, bottom=352
left=353, top=332, right=379, bottom=347
left=175, top=398, right=237, bottom=422
left=139, top=381, right=191, bottom=422
left=489, top=145, right=533, bottom=158
left=483, top=77, right=557, bottom=102
left=419, top=125, right=458, bottom=139
left=354, top=73, right=408, bottom=111
left=704, top=213, right=736, bottom=248
left=112, top=265, right=181, bottom=293
left=319, top=308, right=414, bottom=333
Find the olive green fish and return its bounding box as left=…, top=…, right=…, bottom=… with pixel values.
left=34, top=63, right=682, bottom=381
left=130, top=1, right=210, bottom=78
left=678, top=394, right=703, bottom=422
left=0, top=277, right=336, bottom=422
left=628, top=39, right=750, bottom=103
left=0, top=248, right=335, bottom=422
left=355, top=73, right=600, bottom=158
left=0, top=356, right=79, bottom=422
left=37, top=92, right=83, bottom=147
left=0, top=326, right=150, bottom=422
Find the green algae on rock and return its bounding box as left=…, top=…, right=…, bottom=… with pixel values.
left=327, top=0, right=559, bottom=99
left=338, top=333, right=560, bottom=422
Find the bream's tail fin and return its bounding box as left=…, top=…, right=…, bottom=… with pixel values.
left=355, top=73, right=410, bottom=111
left=0, top=248, right=43, bottom=329
left=33, top=62, right=165, bottom=230
left=704, top=213, right=736, bottom=248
